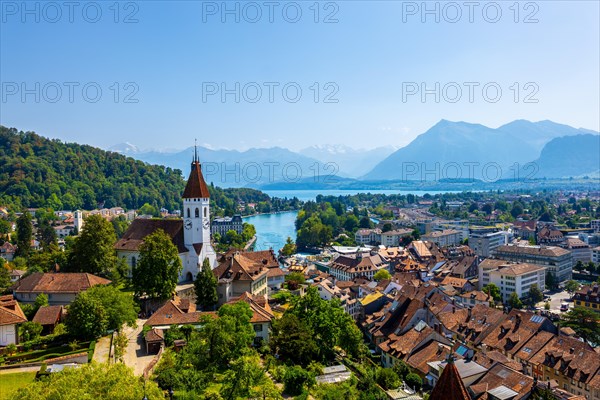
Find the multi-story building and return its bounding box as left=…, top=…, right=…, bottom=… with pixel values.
left=469, top=230, right=510, bottom=257
left=421, top=229, right=462, bottom=247
left=591, top=219, right=600, bottom=233
left=355, top=228, right=412, bottom=246
left=561, top=237, right=592, bottom=263
left=212, top=251, right=269, bottom=306
left=593, top=246, right=600, bottom=263
left=211, top=215, right=243, bottom=236
left=493, top=244, right=572, bottom=283
left=355, top=228, right=382, bottom=245
left=432, top=220, right=469, bottom=241
left=573, top=283, right=600, bottom=312
left=483, top=262, right=546, bottom=303
left=329, top=251, right=389, bottom=281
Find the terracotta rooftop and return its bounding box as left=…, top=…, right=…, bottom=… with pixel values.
left=0, top=295, right=27, bottom=326
left=469, top=363, right=533, bottom=400
left=115, top=219, right=187, bottom=253
left=32, top=305, right=63, bottom=326
left=495, top=244, right=571, bottom=258
left=227, top=292, right=274, bottom=324
left=144, top=297, right=215, bottom=327
left=12, top=272, right=110, bottom=294
left=213, top=252, right=269, bottom=282
left=330, top=253, right=388, bottom=274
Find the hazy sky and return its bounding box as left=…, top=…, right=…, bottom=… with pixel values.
left=1, top=1, right=599, bottom=151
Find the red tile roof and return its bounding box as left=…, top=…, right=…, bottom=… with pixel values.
left=32, top=305, right=63, bottom=326
left=182, top=161, right=210, bottom=199
left=144, top=297, right=215, bottom=327
left=115, top=219, right=187, bottom=253
left=0, top=295, right=27, bottom=326
left=12, top=272, right=110, bottom=294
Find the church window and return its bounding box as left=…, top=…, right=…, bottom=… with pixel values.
left=195, top=208, right=200, bottom=218
left=204, top=207, right=207, bottom=217
left=187, top=208, right=190, bottom=218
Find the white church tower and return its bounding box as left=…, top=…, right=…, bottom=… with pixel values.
left=181, top=145, right=216, bottom=280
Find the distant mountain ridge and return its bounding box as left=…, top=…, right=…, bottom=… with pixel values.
left=364, top=120, right=598, bottom=181
left=529, top=134, right=600, bottom=178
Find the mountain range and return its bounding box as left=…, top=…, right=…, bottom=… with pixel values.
left=109, top=119, right=599, bottom=187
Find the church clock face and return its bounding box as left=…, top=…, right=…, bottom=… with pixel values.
left=203, top=218, right=210, bottom=229
left=184, top=219, right=192, bottom=230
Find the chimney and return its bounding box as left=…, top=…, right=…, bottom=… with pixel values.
left=452, top=307, right=456, bottom=314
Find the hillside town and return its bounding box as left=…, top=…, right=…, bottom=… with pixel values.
left=1, top=153, right=600, bottom=399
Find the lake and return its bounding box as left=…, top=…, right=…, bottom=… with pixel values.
left=243, top=211, right=298, bottom=253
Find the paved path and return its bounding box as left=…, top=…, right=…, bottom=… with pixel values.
left=121, top=319, right=155, bottom=376
left=92, top=335, right=112, bottom=364
left=0, top=366, right=41, bottom=374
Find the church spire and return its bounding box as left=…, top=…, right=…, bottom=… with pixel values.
left=430, top=355, right=471, bottom=400
left=183, top=141, right=210, bottom=199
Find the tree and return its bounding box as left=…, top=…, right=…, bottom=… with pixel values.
left=483, top=283, right=501, bottom=302
left=11, top=362, right=163, bottom=400
left=220, top=353, right=267, bottom=400
left=562, top=307, right=600, bottom=345
left=65, top=291, right=108, bottom=340
left=528, top=284, right=544, bottom=305
left=376, top=368, right=399, bottom=390
left=19, top=321, right=43, bottom=342
left=15, top=211, right=32, bottom=258
left=195, top=258, right=218, bottom=310
left=373, top=269, right=391, bottom=281
left=565, top=280, right=580, bottom=294
left=382, top=223, right=393, bottom=233
left=133, top=229, right=182, bottom=300
left=280, top=237, right=297, bottom=257
left=84, top=285, right=138, bottom=331
left=511, top=203, right=524, bottom=219
left=285, top=272, right=306, bottom=290
left=508, top=292, right=523, bottom=310
left=546, top=271, right=557, bottom=290
left=68, top=215, right=117, bottom=275
left=392, top=360, right=411, bottom=380
left=405, top=373, right=422, bottom=391
left=283, top=366, right=313, bottom=396
left=358, top=216, right=373, bottom=229
left=0, top=263, right=11, bottom=293
left=270, top=314, right=318, bottom=366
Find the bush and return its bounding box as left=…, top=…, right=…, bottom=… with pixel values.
left=283, top=366, right=313, bottom=396
left=405, top=373, right=422, bottom=391
left=376, top=367, right=400, bottom=390
left=19, top=321, right=43, bottom=342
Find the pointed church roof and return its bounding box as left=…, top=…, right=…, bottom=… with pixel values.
left=182, top=145, right=210, bottom=199
left=430, top=356, right=471, bottom=400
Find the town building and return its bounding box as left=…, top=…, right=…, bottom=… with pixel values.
left=32, top=305, right=64, bottom=335
left=422, top=229, right=462, bottom=247
left=328, top=251, right=390, bottom=281
left=0, top=242, right=16, bottom=262
left=591, top=219, right=600, bottom=233
left=469, top=230, right=509, bottom=257
left=12, top=272, right=111, bottom=305
left=227, top=292, right=274, bottom=345
left=0, top=294, right=27, bottom=346
left=116, top=149, right=217, bottom=282
left=211, top=215, right=243, bottom=236
left=561, top=237, right=592, bottom=263
left=480, top=262, right=546, bottom=303
left=493, top=244, right=573, bottom=283
left=573, top=283, right=600, bottom=312
left=593, top=246, right=600, bottom=263
left=213, top=251, right=269, bottom=305
left=512, top=220, right=537, bottom=240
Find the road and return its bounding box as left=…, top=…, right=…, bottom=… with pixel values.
left=536, top=289, right=573, bottom=313
left=121, top=319, right=155, bottom=376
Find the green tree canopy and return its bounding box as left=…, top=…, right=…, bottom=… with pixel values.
left=68, top=215, right=117, bottom=276
left=194, top=258, right=218, bottom=310
left=562, top=307, right=600, bottom=345
left=508, top=292, right=523, bottom=310
left=133, top=229, right=182, bottom=300
left=11, top=362, right=163, bottom=400
left=281, top=236, right=297, bottom=257
left=373, top=269, right=391, bottom=281
left=565, top=280, right=580, bottom=294
left=84, top=284, right=138, bottom=331
left=65, top=291, right=108, bottom=340
left=15, top=211, right=32, bottom=258
left=483, top=283, right=501, bottom=302
left=528, top=284, right=544, bottom=305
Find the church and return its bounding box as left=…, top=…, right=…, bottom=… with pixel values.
left=115, top=149, right=217, bottom=282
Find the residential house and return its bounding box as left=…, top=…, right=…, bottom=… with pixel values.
left=513, top=220, right=537, bottom=240
left=573, top=283, right=600, bottom=312
left=213, top=251, right=269, bottom=306
left=227, top=292, right=274, bottom=345
left=328, top=251, right=389, bottom=281
left=0, top=295, right=27, bottom=346
left=468, top=363, right=534, bottom=400
left=456, top=291, right=491, bottom=308
left=12, top=272, right=111, bottom=305
left=144, top=297, right=214, bottom=329
left=9, top=269, right=25, bottom=283
left=593, top=246, right=600, bottom=263
left=538, top=225, right=564, bottom=245
left=0, top=242, right=16, bottom=262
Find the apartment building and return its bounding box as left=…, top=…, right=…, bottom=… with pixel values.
left=421, top=229, right=462, bottom=247
left=493, top=244, right=573, bottom=283
left=470, top=230, right=510, bottom=257
left=479, top=259, right=546, bottom=302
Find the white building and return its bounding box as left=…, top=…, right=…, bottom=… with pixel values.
left=470, top=230, right=510, bottom=257
left=355, top=229, right=382, bottom=245
left=421, top=229, right=462, bottom=247
left=480, top=261, right=546, bottom=303
left=592, top=246, right=600, bottom=263
left=115, top=151, right=217, bottom=282
left=329, top=252, right=390, bottom=281
left=493, top=244, right=572, bottom=283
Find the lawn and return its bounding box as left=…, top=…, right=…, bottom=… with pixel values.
left=0, top=371, right=37, bottom=400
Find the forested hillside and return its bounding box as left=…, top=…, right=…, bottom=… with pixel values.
left=0, top=126, right=186, bottom=211
left=0, top=126, right=302, bottom=214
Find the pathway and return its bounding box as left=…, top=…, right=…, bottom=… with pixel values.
left=92, top=335, right=112, bottom=363
left=121, top=319, right=155, bottom=376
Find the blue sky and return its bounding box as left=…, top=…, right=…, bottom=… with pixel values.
left=1, top=1, right=598, bottom=151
